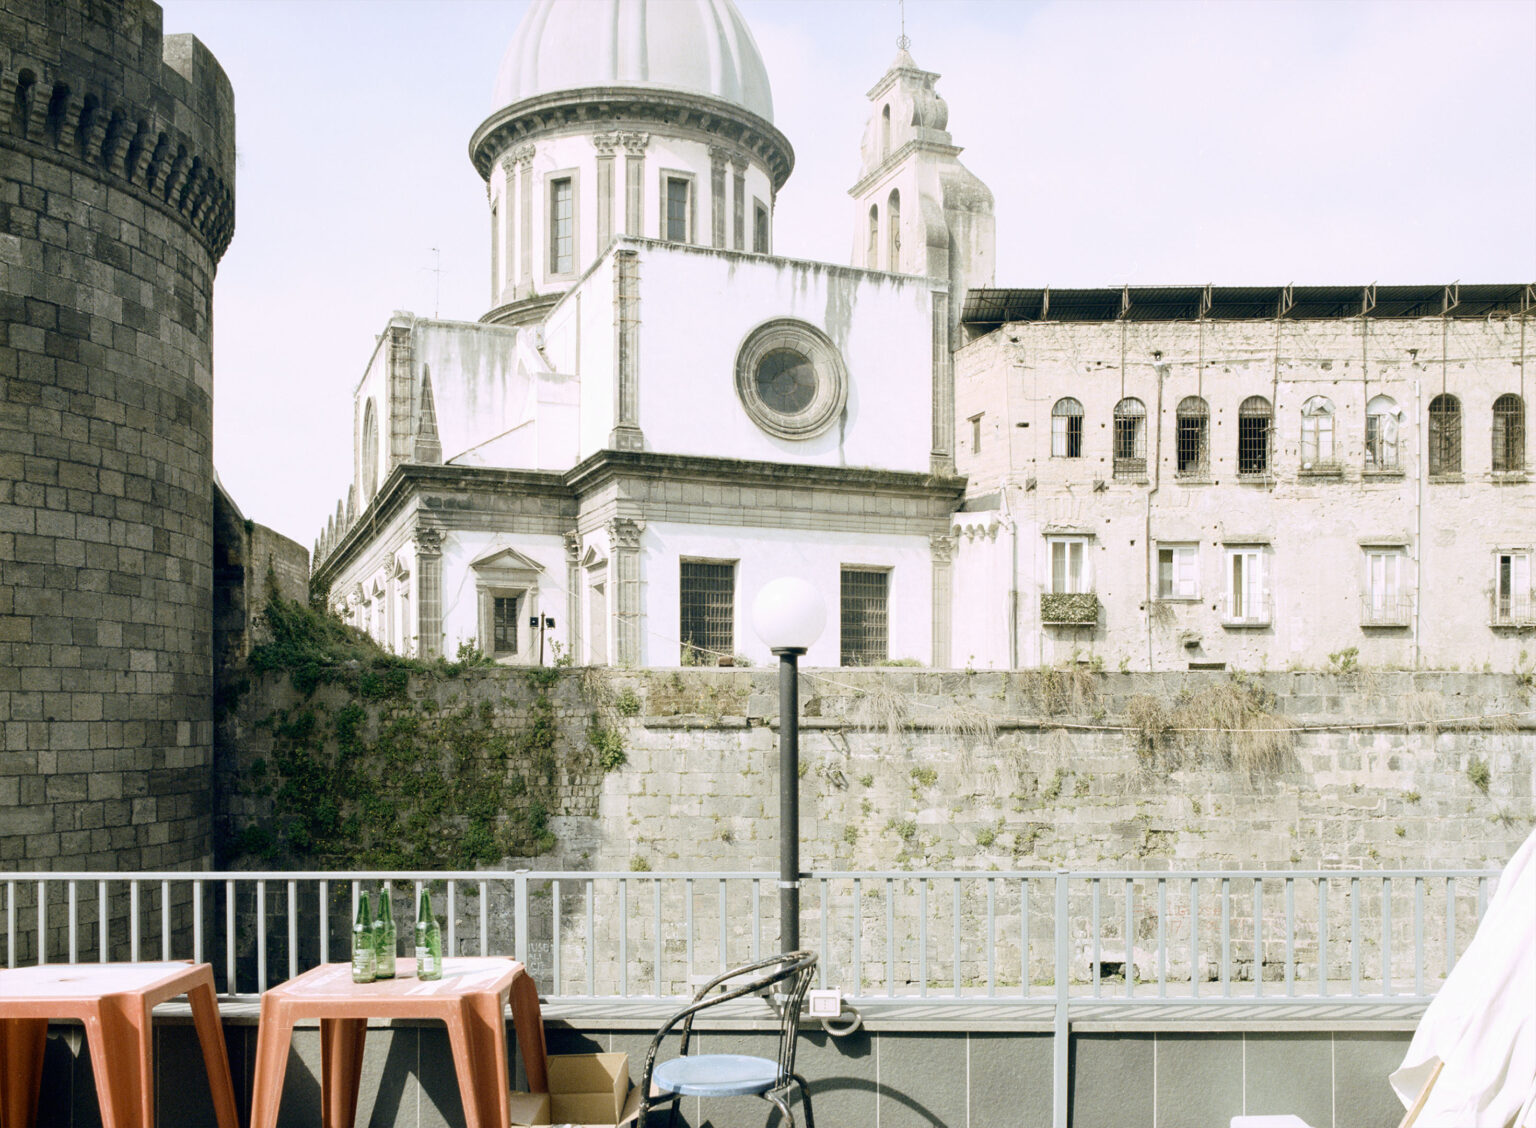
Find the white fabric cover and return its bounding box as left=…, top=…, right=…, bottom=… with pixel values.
left=1390, top=829, right=1536, bottom=1127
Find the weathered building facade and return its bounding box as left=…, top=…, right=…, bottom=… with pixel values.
left=952, top=286, right=1534, bottom=672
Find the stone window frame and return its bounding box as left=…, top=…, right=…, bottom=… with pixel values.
left=1052, top=397, right=1084, bottom=459
left=472, top=549, right=543, bottom=665
left=679, top=557, right=737, bottom=665
left=840, top=565, right=891, bottom=667
left=545, top=167, right=581, bottom=282
left=753, top=199, right=770, bottom=254
left=658, top=168, right=697, bottom=245
left=1045, top=534, right=1093, bottom=595
left=734, top=318, right=849, bottom=441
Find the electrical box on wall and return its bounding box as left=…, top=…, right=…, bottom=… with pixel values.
left=807, top=989, right=841, bottom=1018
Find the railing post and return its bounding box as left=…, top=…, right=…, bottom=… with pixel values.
left=514, top=870, right=529, bottom=964
left=1054, top=870, right=1070, bottom=1128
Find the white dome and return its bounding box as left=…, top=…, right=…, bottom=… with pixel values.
left=493, top=0, right=775, bottom=123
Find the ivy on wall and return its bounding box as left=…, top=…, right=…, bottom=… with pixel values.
left=225, top=594, right=622, bottom=869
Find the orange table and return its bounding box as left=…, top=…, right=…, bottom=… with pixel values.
left=249, top=957, right=548, bottom=1128
left=0, top=961, right=237, bottom=1128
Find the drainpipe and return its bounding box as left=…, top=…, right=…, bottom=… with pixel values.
left=1146, top=355, right=1166, bottom=672
left=1004, top=487, right=1019, bottom=669
left=1413, top=363, right=1423, bottom=669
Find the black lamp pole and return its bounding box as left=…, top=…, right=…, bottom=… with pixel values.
left=774, top=645, right=805, bottom=952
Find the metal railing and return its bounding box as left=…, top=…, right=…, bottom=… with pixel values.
left=1491, top=592, right=1536, bottom=628
left=1361, top=594, right=1414, bottom=627
left=2, top=867, right=1495, bottom=1004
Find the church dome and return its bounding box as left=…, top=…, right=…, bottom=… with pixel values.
left=493, top=0, right=775, bottom=123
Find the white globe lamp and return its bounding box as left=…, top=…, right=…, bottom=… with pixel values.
left=752, top=576, right=825, bottom=655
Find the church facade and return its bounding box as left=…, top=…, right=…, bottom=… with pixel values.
left=312, top=0, right=1532, bottom=674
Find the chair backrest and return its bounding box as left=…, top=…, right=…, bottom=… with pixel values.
left=767, top=950, right=818, bottom=1084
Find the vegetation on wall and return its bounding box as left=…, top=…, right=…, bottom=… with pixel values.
left=228, top=593, right=625, bottom=869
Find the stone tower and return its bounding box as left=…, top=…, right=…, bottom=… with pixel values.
left=0, top=0, right=234, bottom=893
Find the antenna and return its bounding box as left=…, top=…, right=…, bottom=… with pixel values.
left=897, top=0, right=910, bottom=51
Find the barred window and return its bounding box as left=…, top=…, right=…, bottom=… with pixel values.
left=1365, top=394, right=1400, bottom=470
left=680, top=561, right=734, bottom=663
left=1299, top=396, right=1336, bottom=469
left=492, top=596, right=519, bottom=656
left=1492, top=394, right=1525, bottom=473
left=1051, top=398, right=1083, bottom=458
left=1428, top=394, right=1461, bottom=476
left=1175, top=396, right=1208, bottom=475
left=840, top=568, right=889, bottom=666
left=1112, top=398, right=1146, bottom=478
left=1237, top=396, right=1272, bottom=475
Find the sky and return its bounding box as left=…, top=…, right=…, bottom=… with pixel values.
left=157, top=0, right=1536, bottom=549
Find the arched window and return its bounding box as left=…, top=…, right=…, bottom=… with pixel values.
left=1113, top=398, right=1146, bottom=478
left=1237, top=396, right=1272, bottom=475
left=1299, top=396, right=1336, bottom=469
left=886, top=189, right=901, bottom=271
left=361, top=399, right=379, bottom=502
left=1175, top=396, right=1209, bottom=475
left=1366, top=394, right=1400, bottom=471
left=1051, top=398, right=1083, bottom=458
left=1428, top=394, right=1461, bottom=476
left=1492, top=394, right=1525, bottom=473
left=881, top=104, right=891, bottom=158
left=867, top=205, right=879, bottom=270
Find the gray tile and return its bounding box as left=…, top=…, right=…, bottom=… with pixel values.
left=788, top=1028, right=878, bottom=1128
left=1072, top=1034, right=1153, bottom=1128
left=970, top=1033, right=1052, bottom=1128
left=694, top=1032, right=780, bottom=1128
left=361, top=1028, right=419, bottom=1128
left=155, top=1022, right=244, bottom=1128
left=1155, top=1034, right=1243, bottom=1128
left=1334, top=1032, right=1413, bottom=1128
left=880, top=1032, right=967, bottom=1128
left=1244, top=1032, right=1333, bottom=1127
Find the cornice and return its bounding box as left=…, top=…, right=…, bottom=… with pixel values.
left=565, top=449, right=967, bottom=501
left=469, top=86, right=795, bottom=192
left=849, top=138, right=964, bottom=199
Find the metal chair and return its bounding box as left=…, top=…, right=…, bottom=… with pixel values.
left=638, top=949, right=817, bottom=1128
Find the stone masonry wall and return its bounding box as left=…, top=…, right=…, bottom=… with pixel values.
left=0, top=0, right=234, bottom=901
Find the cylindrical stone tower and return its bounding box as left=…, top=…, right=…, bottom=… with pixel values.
left=0, top=0, right=234, bottom=907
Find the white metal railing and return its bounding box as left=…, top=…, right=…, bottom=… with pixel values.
left=1, top=868, right=1496, bottom=1004
left=1361, top=594, right=1414, bottom=627
left=1491, top=592, right=1536, bottom=628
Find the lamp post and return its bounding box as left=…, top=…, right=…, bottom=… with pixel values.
left=751, top=577, right=825, bottom=953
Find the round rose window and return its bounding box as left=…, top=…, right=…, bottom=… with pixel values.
left=734, top=320, right=848, bottom=440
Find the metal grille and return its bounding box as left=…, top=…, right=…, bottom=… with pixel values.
left=680, top=561, right=734, bottom=663
left=1492, top=394, right=1525, bottom=472
left=1428, top=395, right=1461, bottom=475
left=1112, top=398, right=1146, bottom=478
left=492, top=596, right=518, bottom=655
left=1051, top=398, right=1083, bottom=458
left=840, top=569, right=889, bottom=666
left=1237, top=396, right=1272, bottom=475
left=1175, top=397, right=1208, bottom=475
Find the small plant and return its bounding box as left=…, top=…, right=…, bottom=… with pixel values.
left=842, top=824, right=859, bottom=846
left=858, top=773, right=874, bottom=788
left=1394, top=825, right=1406, bottom=837
left=1467, top=757, right=1492, bottom=793
left=588, top=720, right=626, bottom=771
left=1404, top=790, right=1421, bottom=804
left=878, top=657, right=923, bottom=667
left=1326, top=647, right=1359, bottom=675
left=731, top=653, right=754, bottom=668
left=975, top=825, right=997, bottom=848
left=629, top=856, right=652, bottom=872
left=680, top=643, right=708, bottom=667
left=1041, top=768, right=1067, bottom=802
left=886, top=818, right=918, bottom=841
left=910, top=766, right=938, bottom=788
left=1516, top=650, right=1534, bottom=691
left=614, top=688, right=641, bottom=716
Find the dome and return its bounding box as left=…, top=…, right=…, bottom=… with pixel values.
left=493, top=0, right=775, bottom=123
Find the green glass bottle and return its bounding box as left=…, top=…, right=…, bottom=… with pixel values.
left=351, top=891, right=376, bottom=983
left=415, top=888, right=443, bottom=981
left=375, top=887, right=397, bottom=979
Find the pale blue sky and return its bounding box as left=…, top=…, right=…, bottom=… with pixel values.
left=158, top=0, right=1536, bottom=548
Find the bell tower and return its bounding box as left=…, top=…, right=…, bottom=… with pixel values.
left=849, top=40, right=995, bottom=309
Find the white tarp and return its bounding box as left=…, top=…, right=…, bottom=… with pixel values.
left=1390, top=828, right=1536, bottom=1127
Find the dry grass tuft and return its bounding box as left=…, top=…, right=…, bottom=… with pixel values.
left=1020, top=664, right=1101, bottom=715
left=852, top=680, right=912, bottom=740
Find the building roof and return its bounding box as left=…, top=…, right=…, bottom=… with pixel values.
left=961, top=283, right=1534, bottom=330
left=493, top=0, right=774, bottom=122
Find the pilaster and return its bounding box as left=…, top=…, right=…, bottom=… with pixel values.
left=514, top=143, right=535, bottom=295
left=709, top=146, right=728, bottom=249
left=610, top=249, right=645, bottom=452
left=414, top=526, right=444, bottom=659
left=730, top=156, right=748, bottom=251
left=930, top=533, right=956, bottom=668
left=499, top=153, right=518, bottom=304
left=563, top=530, right=583, bottom=664
left=931, top=288, right=955, bottom=475
left=594, top=132, right=619, bottom=252
left=621, top=132, right=649, bottom=236
left=608, top=518, right=644, bottom=667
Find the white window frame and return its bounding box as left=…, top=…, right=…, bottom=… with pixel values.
left=1224, top=545, right=1271, bottom=626
left=1051, top=398, right=1084, bottom=459
left=1157, top=544, right=1199, bottom=601
left=546, top=169, right=580, bottom=281
left=1047, top=536, right=1091, bottom=594
left=1300, top=396, right=1336, bottom=470
left=1494, top=550, right=1533, bottom=625
left=1362, top=547, right=1408, bottom=625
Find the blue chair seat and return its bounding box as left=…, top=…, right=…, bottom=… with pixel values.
left=653, top=1052, right=779, bottom=1097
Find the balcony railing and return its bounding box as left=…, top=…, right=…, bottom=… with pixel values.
left=1, top=867, right=1496, bottom=1004
left=1361, top=594, right=1414, bottom=627
left=1491, top=593, right=1536, bottom=628
left=1041, top=592, right=1099, bottom=626
left=1222, top=594, right=1272, bottom=627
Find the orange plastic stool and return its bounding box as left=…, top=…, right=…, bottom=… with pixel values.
left=248, top=957, right=547, bottom=1128
left=0, top=961, right=237, bottom=1128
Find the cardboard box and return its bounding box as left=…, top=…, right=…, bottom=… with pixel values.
left=510, top=1052, right=642, bottom=1127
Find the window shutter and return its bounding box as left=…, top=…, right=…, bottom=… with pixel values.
left=1515, top=554, right=1532, bottom=597
left=1177, top=548, right=1197, bottom=598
